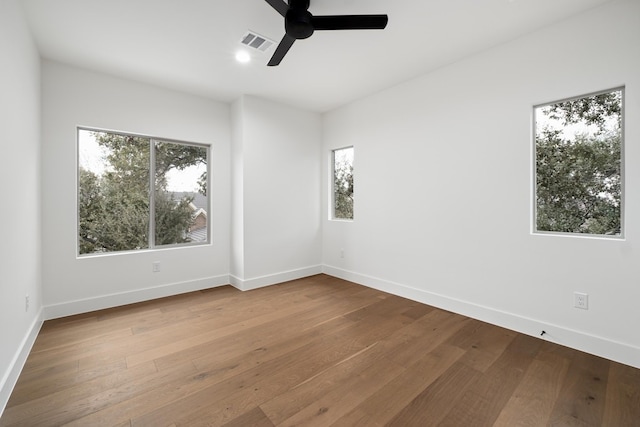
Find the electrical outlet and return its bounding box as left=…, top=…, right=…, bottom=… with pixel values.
left=340, top=248, right=345, bottom=258
left=25, top=294, right=30, bottom=312
left=152, top=261, right=161, bottom=273
left=574, top=292, right=588, bottom=310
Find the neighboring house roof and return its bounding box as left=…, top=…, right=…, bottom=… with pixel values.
left=171, top=192, right=208, bottom=243
left=187, top=227, right=207, bottom=242
left=190, top=207, right=207, bottom=219
left=171, top=192, right=207, bottom=211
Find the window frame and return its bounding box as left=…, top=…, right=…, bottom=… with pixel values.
left=330, top=146, right=355, bottom=221
left=532, top=87, right=625, bottom=239
left=76, top=126, right=211, bottom=257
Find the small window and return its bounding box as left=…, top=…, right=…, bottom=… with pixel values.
left=534, top=88, right=623, bottom=237
left=332, top=146, right=354, bottom=220
left=78, top=128, right=209, bottom=255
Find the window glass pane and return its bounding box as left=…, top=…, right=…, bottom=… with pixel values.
left=333, top=147, right=354, bottom=220
left=155, top=141, right=208, bottom=246
left=78, top=130, right=150, bottom=254
left=78, top=129, right=209, bottom=256
left=535, top=89, right=623, bottom=236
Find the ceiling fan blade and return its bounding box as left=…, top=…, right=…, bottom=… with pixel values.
left=268, top=34, right=296, bottom=66
left=264, top=0, right=289, bottom=17
left=312, top=15, right=388, bottom=31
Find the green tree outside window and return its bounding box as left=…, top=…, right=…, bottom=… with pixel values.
left=333, top=147, right=354, bottom=220
left=535, top=89, right=623, bottom=236
left=78, top=130, right=208, bottom=255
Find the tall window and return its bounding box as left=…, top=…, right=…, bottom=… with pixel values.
left=534, top=88, right=623, bottom=236
left=332, top=146, right=354, bottom=220
left=78, top=128, right=209, bottom=255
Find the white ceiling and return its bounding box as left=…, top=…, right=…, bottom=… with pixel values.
left=21, top=0, right=614, bottom=113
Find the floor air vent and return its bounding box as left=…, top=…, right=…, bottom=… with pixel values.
left=240, top=31, right=275, bottom=52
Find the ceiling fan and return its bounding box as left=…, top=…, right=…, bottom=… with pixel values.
left=264, top=0, right=388, bottom=66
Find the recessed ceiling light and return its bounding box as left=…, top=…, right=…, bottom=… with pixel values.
left=235, top=51, right=251, bottom=63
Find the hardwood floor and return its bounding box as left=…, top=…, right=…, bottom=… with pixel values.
left=2, top=274, right=639, bottom=426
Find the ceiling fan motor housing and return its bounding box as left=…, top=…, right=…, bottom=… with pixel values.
left=285, top=0, right=314, bottom=39
left=264, top=0, right=387, bottom=66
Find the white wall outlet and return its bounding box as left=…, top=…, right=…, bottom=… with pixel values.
left=340, top=248, right=345, bottom=258
left=574, top=292, right=588, bottom=310
left=152, top=261, right=161, bottom=273
left=25, top=294, right=29, bottom=312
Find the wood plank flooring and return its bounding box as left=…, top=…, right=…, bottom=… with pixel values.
left=2, top=274, right=639, bottom=426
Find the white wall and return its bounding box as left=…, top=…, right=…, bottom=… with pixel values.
left=231, top=96, right=322, bottom=289
left=0, top=0, right=43, bottom=413
left=322, top=0, right=640, bottom=368
left=41, top=61, right=231, bottom=318
left=230, top=99, right=245, bottom=280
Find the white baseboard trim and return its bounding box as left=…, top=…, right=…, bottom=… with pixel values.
left=322, top=265, right=640, bottom=369
left=43, top=275, right=230, bottom=320
left=230, top=265, right=322, bottom=291
left=1, top=309, right=43, bottom=417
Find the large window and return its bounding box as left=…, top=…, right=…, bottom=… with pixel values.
left=534, top=88, right=623, bottom=237
left=332, top=146, right=354, bottom=220
left=78, top=128, right=209, bottom=255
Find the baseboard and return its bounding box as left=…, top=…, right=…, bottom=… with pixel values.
left=43, top=275, right=230, bottom=320
left=230, top=265, right=323, bottom=291
left=322, top=265, right=640, bottom=369
left=0, top=309, right=43, bottom=417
